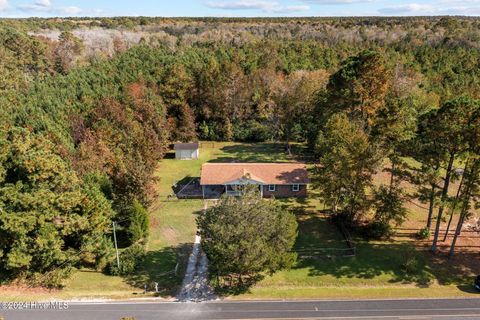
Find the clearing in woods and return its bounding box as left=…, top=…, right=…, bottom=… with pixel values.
left=1, top=142, right=479, bottom=301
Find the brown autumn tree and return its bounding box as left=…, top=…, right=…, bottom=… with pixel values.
left=325, top=50, right=391, bottom=127
left=73, top=83, right=168, bottom=210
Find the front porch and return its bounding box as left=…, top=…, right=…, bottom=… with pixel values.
left=202, top=184, right=265, bottom=199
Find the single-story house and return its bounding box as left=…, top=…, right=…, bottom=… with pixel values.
left=174, top=142, right=199, bottom=160
left=200, top=163, right=309, bottom=199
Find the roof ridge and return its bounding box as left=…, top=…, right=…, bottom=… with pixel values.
left=203, top=162, right=306, bottom=165
left=200, top=162, right=310, bottom=185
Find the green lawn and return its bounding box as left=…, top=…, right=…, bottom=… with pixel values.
left=230, top=184, right=478, bottom=300
left=2, top=141, right=478, bottom=301
left=228, top=195, right=478, bottom=300
left=236, top=237, right=478, bottom=300
left=133, top=199, right=203, bottom=297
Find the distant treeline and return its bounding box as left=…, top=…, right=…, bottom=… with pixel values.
left=2, top=16, right=480, bottom=31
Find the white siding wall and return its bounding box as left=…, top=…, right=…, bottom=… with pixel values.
left=175, top=149, right=199, bottom=160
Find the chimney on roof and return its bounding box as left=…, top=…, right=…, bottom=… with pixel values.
left=242, top=169, right=251, bottom=180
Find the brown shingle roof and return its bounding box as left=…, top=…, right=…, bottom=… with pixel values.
left=174, top=142, right=199, bottom=150
left=200, top=163, right=309, bottom=185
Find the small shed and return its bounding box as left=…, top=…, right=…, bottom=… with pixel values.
left=174, top=142, right=200, bottom=160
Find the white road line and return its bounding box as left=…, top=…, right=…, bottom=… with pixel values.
left=205, top=297, right=480, bottom=304
left=59, top=306, right=480, bottom=313
left=65, top=298, right=480, bottom=306
left=223, top=316, right=480, bottom=320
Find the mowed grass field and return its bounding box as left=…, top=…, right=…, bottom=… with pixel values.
left=1, top=142, right=479, bottom=301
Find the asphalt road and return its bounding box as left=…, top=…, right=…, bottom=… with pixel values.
left=2, top=298, right=480, bottom=320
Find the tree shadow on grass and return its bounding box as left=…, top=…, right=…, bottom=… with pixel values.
left=213, top=274, right=265, bottom=296
left=428, top=250, right=480, bottom=286
left=297, top=242, right=431, bottom=285
left=0, top=271, right=11, bottom=285
left=163, top=151, right=176, bottom=159
left=209, top=142, right=309, bottom=163
left=457, top=284, right=479, bottom=294
left=278, top=197, right=321, bottom=215
left=295, top=241, right=480, bottom=289
left=293, top=213, right=346, bottom=250
left=283, top=199, right=480, bottom=291
left=123, top=243, right=193, bottom=298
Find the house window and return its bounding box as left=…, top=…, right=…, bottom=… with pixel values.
left=268, top=185, right=276, bottom=192
left=292, top=184, right=300, bottom=192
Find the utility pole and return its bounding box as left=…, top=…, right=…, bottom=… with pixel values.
left=112, top=221, right=120, bottom=269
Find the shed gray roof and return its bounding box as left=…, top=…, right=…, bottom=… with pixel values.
left=174, top=142, right=199, bottom=150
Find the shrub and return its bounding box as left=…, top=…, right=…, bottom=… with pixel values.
left=401, top=248, right=419, bottom=276
left=416, top=227, right=430, bottom=240
left=127, top=199, right=149, bottom=244
left=107, top=244, right=146, bottom=276
left=362, top=221, right=392, bottom=240
left=30, top=267, right=73, bottom=289
left=234, top=120, right=272, bottom=142
left=198, top=121, right=221, bottom=141
left=80, top=236, right=115, bottom=271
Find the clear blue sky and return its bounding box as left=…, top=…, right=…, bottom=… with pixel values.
left=1, top=0, right=479, bottom=18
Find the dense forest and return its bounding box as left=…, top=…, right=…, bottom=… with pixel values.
left=0, top=16, right=479, bottom=287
